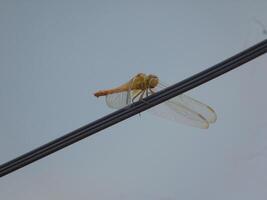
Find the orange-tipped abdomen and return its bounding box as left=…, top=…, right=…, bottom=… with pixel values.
left=94, top=90, right=110, bottom=97
left=94, top=82, right=130, bottom=97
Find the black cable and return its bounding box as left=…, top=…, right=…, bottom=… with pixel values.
left=1, top=39, right=267, bottom=177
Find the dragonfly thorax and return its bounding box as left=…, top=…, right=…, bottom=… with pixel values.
left=131, top=73, right=159, bottom=90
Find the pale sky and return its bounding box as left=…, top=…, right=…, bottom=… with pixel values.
left=1, top=1, right=267, bottom=199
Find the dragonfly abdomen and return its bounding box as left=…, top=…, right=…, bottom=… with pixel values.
left=94, top=82, right=130, bottom=97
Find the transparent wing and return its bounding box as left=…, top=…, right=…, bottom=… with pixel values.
left=148, top=101, right=210, bottom=128
left=105, top=89, right=143, bottom=109
left=105, top=91, right=131, bottom=109
left=170, top=94, right=217, bottom=123
left=147, top=83, right=217, bottom=128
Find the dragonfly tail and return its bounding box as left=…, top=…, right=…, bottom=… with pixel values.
left=94, top=83, right=130, bottom=97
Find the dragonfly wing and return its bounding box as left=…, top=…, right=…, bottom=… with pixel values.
left=105, top=91, right=131, bottom=109
left=169, top=94, right=217, bottom=124
left=105, top=89, right=143, bottom=109
left=148, top=101, right=210, bottom=129
left=146, top=83, right=216, bottom=128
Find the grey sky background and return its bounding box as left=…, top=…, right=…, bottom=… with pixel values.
left=1, top=1, right=267, bottom=199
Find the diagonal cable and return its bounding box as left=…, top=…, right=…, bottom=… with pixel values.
left=1, top=39, right=267, bottom=177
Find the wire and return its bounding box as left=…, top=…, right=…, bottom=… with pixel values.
left=1, top=39, right=267, bottom=177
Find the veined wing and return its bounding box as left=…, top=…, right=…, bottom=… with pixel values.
left=105, top=91, right=130, bottom=109
left=169, top=94, right=217, bottom=124
left=147, top=83, right=217, bottom=128
left=148, top=101, right=210, bottom=128
left=105, top=90, right=142, bottom=109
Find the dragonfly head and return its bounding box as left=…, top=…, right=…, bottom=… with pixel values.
left=147, top=74, right=159, bottom=88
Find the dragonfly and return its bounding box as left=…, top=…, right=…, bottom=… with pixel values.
left=94, top=73, right=217, bottom=128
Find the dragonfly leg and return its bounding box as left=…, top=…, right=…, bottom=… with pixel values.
left=139, top=90, right=145, bottom=100
left=139, top=90, right=150, bottom=105
left=136, top=89, right=145, bottom=117
left=149, top=88, right=155, bottom=94
left=132, top=90, right=144, bottom=103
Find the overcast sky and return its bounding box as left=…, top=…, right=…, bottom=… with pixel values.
left=1, top=1, right=267, bottom=199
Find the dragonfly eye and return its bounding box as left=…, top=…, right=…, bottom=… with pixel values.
left=149, top=77, right=159, bottom=88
